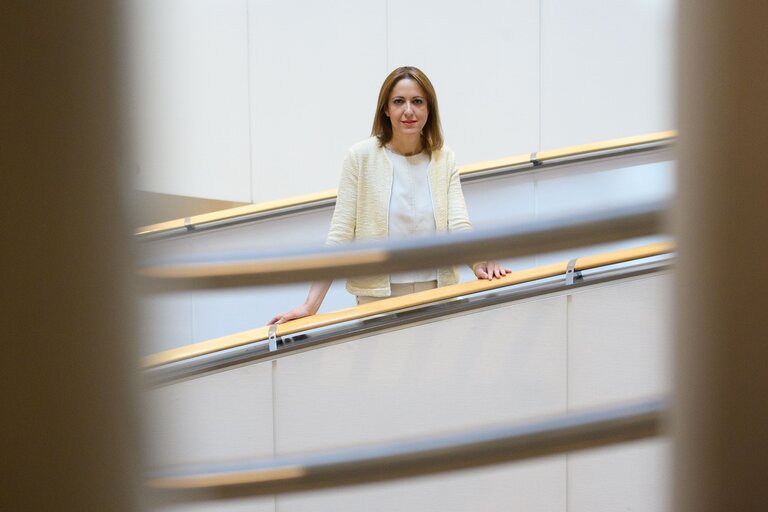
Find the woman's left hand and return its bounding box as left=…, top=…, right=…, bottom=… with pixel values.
left=474, top=260, right=512, bottom=280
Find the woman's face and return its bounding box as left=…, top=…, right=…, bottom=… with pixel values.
left=385, top=78, right=429, bottom=139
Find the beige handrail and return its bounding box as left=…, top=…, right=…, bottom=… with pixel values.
left=142, top=240, right=673, bottom=369
left=134, top=189, right=337, bottom=236
left=534, top=130, right=675, bottom=162
left=146, top=399, right=665, bottom=501
left=135, top=130, right=676, bottom=237
left=137, top=201, right=667, bottom=291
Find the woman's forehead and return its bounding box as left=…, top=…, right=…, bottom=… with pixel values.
left=390, top=78, right=425, bottom=97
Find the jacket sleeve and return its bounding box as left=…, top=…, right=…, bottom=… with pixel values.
left=444, top=149, right=484, bottom=274
left=446, top=150, right=472, bottom=233
left=325, top=148, right=359, bottom=246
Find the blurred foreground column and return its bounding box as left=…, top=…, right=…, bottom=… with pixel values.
left=675, top=1, right=768, bottom=511
left=0, top=2, right=139, bottom=510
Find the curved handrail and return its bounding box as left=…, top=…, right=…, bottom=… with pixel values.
left=141, top=240, right=673, bottom=369
left=534, top=130, right=675, bottom=163
left=135, top=130, right=675, bottom=238
left=134, top=189, right=338, bottom=237
left=137, top=201, right=668, bottom=291
left=146, top=399, right=666, bottom=501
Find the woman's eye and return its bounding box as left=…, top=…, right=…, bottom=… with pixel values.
left=393, top=98, right=404, bottom=105
left=414, top=98, right=424, bottom=105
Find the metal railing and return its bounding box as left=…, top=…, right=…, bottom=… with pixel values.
left=144, top=248, right=673, bottom=384
left=140, top=175, right=674, bottom=501
left=135, top=130, right=675, bottom=239
left=138, top=200, right=669, bottom=290
left=147, top=399, right=667, bottom=503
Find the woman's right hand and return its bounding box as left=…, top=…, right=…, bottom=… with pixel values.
left=473, top=260, right=512, bottom=280
left=267, top=303, right=316, bottom=325
left=267, top=281, right=332, bottom=325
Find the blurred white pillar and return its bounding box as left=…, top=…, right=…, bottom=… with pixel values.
left=675, top=1, right=768, bottom=511
left=0, top=2, right=140, bottom=510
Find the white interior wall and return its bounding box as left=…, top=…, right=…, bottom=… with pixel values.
left=127, top=0, right=252, bottom=202
left=153, top=498, right=275, bottom=512
left=146, top=272, right=671, bottom=512
left=247, top=0, right=387, bottom=202
left=127, top=0, right=674, bottom=205
left=276, top=459, right=565, bottom=512
left=386, top=0, right=541, bottom=166
left=566, top=275, right=672, bottom=512
left=145, top=362, right=275, bottom=469
left=540, top=0, right=676, bottom=149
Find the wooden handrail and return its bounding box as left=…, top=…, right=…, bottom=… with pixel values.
left=134, top=189, right=337, bottom=236
left=138, top=201, right=667, bottom=289
left=146, top=399, right=665, bottom=501
left=141, top=240, right=674, bottom=369
left=135, top=130, right=676, bottom=237
left=459, top=152, right=531, bottom=175
left=535, top=130, right=676, bottom=162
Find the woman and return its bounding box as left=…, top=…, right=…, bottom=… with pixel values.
left=268, top=66, right=509, bottom=325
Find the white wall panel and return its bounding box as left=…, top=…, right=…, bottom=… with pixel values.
left=184, top=211, right=330, bottom=255
left=568, top=274, right=672, bottom=408
left=144, top=363, right=274, bottom=469
left=536, top=159, right=674, bottom=222
left=568, top=440, right=671, bottom=512
left=277, top=458, right=564, bottom=512
left=138, top=210, right=356, bottom=353
left=125, top=0, right=675, bottom=208
left=248, top=0, right=387, bottom=203
left=533, top=153, right=675, bottom=266
left=566, top=273, right=672, bottom=512
left=153, top=497, right=275, bottom=512
left=540, top=0, right=675, bottom=148
left=142, top=271, right=672, bottom=511
left=274, top=296, right=567, bottom=453
left=388, top=0, right=540, bottom=165
left=460, top=171, right=538, bottom=277
left=140, top=237, right=195, bottom=354
left=140, top=292, right=194, bottom=354
left=128, top=0, right=252, bottom=202
left=273, top=295, right=568, bottom=510
left=183, top=211, right=339, bottom=341
left=180, top=280, right=353, bottom=346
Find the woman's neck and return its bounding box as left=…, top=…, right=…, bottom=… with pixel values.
left=388, top=135, right=423, bottom=156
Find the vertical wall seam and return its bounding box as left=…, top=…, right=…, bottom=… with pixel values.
left=385, top=0, right=390, bottom=70
left=538, top=0, right=543, bottom=152
left=565, top=293, right=572, bottom=512
left=534, top=0, right=543, bottom=268
left=190, top=297, right=196, bottom=346
left=271, top=360, right=279, bottom=457
left=245, top=0, right=255, bottom=203
left=533, top=174, right=539, bottom=267
left=271, top=359, right=279, bottom=511
left=566, top=296, right=571, bottom=412
left=187, top=238, right=196, bottom=345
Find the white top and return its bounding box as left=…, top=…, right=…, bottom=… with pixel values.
left=386, top=148, right=437, bottom=283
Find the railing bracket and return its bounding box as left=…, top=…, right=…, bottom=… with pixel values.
left=268, top=324, right=280, bottom=352
left=565, top=258, right=581, bottom=285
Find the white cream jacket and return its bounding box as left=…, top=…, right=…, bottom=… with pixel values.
left=326, top=137, right=473, bottom=297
